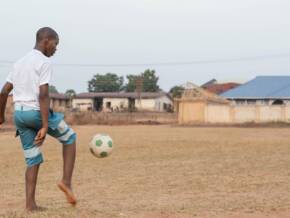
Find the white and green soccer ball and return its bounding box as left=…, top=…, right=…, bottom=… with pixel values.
left=89, top=134, right=113, bottom=158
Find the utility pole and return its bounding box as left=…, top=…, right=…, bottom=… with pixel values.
left=135, top=76, right=144, bottom=110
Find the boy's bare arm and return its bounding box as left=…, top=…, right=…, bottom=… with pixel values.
left=34, top=84, right=49, bottom=146
left=0, top=82, right=13, bottom=124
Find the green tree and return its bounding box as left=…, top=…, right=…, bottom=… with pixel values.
left=65, top=89, right=76, bottom=97
left=125, top=75, right=139, bottom=92
left=125, top=69, right=160, bottom=92
left=169, top=86, right=185, bottom=98
left=142, top=69, right=160, bottom=92
left=88, top=73, right=124, bottom=92
left=49, top=85, right=58, bottom=93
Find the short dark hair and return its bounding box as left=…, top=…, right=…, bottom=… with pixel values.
left=36, top=27, right=58, bottom=43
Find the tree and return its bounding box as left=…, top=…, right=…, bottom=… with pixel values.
left=88, top=73, right=124, bottom=92
left=125, top=75, right=139, bottom=92
left=49, top=85, right=58, bottom=93
left=169, top=86, right=185, bottom=98
left=142, top=69, right=160, bottom=92
left=65, top=89, right=76, bottom=98
left=125, top=69, right=160, bottom=92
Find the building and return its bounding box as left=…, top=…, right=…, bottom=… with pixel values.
left=203, top=82, right=240, bottom=95
left=220, top=76, right=290, bottom=123
left=2, top=94, right=71, bottom=113
left=72, top=92, right=173, bottom=112
left=201, top=79, right=240, bottom=95
left=177, top=83, right=229, bottom=124
left=201, top=79, right=217, bottom=88
left=178, top=77, right=290, bottom=124
left=221, top=76, right=290, bottom=105
left=5, top=92, right=172, bottom=113
left=49, top=93, right=71, bottom=112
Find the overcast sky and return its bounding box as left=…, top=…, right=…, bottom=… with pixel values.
left=1, top=0, right=290, bottom=93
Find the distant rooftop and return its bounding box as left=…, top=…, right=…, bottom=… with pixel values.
left=222, top=76, right=290, bottom=99
left=75, top=92, right=171, bottom=99
left=49, top=93, right=69, bottom=100
left=204, top=82, right=240, bottom=95
left=201, top=79, right=217, bottom=88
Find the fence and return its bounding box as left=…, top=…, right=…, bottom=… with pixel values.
left=178, top=101, right=290, bottom=124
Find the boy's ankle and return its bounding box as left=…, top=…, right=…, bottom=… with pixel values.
left=26, top=203, right=37, bottom=211
left=61, top=180, right=72, bottom=189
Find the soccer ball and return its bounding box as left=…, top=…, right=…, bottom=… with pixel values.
left=89, top=134, right=113, bottom=158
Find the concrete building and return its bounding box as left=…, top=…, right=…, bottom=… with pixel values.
left=178, top=77, right=290, bottom=124
left=220, top=76, right=290, bottom=123
left=73, top=92, right=173, bottom=112
left=221, top=76, right=290, bottom=106
left=201, top=79, right=240, bottom=95
left=177, top=83, right=230, bottom=124
left=49, top=93, right=71, bottom=112
left=203, top=82, right=240, bottom=95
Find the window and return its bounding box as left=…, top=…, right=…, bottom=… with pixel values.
left=106, top=102, right=111, bottom=108
left=272, top=100, right=284, bottom=105
left=163, top=103, right=167, bottom=110
left=234, top=100, right=246, bottom=105
left=246, top=100, right=256, bottom=105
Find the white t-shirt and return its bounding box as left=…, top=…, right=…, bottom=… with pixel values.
left=6, top=49, right=53, bottom=110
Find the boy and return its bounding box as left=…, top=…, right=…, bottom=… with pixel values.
left=0, top=27, right=77, bottom=211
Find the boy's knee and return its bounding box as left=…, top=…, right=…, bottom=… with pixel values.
left=25, top=152, right=43, bottom=167
left=53, top=120, right=76, bottom=145
left=62, top=132, right=77, bottom=145
left=23, top=141, right=43, bottom=167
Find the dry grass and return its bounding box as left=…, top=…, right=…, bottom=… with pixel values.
left=64, top=111, right=177, bottom=125
left=1, top=125, right=290, bottom=218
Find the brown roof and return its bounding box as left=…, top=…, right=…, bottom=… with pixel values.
left=203, top=83, right=240, bottom=95
left=177, top=82, right=229, bottom=104
left=49, top=93, right=70, bottom=100
left=75, top=92, right=171, bottom=99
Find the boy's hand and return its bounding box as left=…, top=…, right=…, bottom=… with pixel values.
left=0, top=82, right=13, bottom=125
left=34, top=127, right=48, bottom=146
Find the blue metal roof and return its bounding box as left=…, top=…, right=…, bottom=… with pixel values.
left=221, top=76, right=290, bottom=99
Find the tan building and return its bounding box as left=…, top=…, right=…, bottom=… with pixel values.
left=5, top=94, right=71, bottom=113
left=72, top=98, right=94, bottom=111
left=73, top=92, right=173, bottom=112
left=177, top=83, right=229, bottom=124
left=220, top=76, right=290, bottom=123
left=49, top=93, right=71, bottom=112
left=178, top=77, right=290, bottom=124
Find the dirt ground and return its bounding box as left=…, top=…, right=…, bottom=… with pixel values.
left=1, top=125, right=290, bottom=218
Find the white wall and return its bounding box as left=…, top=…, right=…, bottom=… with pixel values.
left=232, top=106, right=256, bottom=123
left=259, top=106, right=284, bottom=122
left=135, top=99, right=155, bottom=111
left=204, top=104, right=290, bottom=123
left=103, top=98, right=129, bottom=111
left=72, top=98, right=94, bottom=111
left=72, top=96, right=173, bottom=112
left=206, top=104, right=231, bottom=123
left=136, top=96, right=172, bottom=112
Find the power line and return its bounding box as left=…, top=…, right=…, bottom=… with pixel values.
left=0, top=53, right=290, bottom=68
